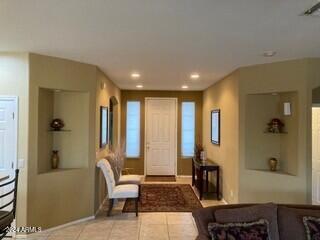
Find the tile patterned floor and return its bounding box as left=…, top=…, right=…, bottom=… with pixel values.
left=24, top=177, right=225, bottom=240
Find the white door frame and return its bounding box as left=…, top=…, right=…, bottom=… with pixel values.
left=144, top=97, right=178, bottom=176
left=0, top=96, right=18, bottom=170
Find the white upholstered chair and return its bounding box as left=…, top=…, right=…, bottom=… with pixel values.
left=118, top=173, right=141, bottom=186
left=105, top=155, right=142, bottom=186
left=97, top=159, right=139, bottom=216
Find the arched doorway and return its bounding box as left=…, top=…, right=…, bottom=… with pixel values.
left=109, top=96, right=119, bottom=150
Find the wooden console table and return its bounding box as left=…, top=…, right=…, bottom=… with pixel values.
left=192, top=157, right=221, bottom=200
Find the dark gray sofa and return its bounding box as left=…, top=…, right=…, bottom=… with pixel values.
left=192, top=203, right=320, bottom=240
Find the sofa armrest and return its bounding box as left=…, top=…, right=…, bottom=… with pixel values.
left=196, top=234, right=210, bottom=240
left=192, top=207, right=216, bottom=239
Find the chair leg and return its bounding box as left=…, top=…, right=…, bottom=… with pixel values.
left=107, top=199, right=114, bottom=216
left=138, top=185, right=141, bottom=201
left=135, top=198, right=139, bottom=217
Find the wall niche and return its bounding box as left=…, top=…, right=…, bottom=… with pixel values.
left=245, top=91, right=298, bottom=176
left=38, top=88, right=90, bottom=174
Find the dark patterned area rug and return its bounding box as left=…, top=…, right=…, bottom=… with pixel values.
left=123, top=184, right=203, bottom=212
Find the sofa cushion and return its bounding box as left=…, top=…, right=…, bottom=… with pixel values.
left=278, top=206, right=320, bottom=240
left=208, top=219, right=271, bottom=240
left=214, top=203, right=279, bottom=240
left=303, top=216, right=320, bottom=240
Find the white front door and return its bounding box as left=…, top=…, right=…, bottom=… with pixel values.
left=145, top=98, right=177, bottom=175
left=0, top=97, right=17, bottom=210
left=312, top=106, right=320, bottom=205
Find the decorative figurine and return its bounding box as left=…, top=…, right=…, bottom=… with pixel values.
left=50, top=119, right=65, bottom=131
left=267, top=118, right=284, bottom=133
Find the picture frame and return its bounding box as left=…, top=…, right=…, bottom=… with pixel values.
left=100, top=106, right=108, bottom=148
left=211, top=109, right=220, bottom=145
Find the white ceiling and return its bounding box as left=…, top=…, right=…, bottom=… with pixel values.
left=1, top=0, right=320, bottom=90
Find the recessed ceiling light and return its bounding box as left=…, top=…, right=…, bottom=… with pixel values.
left=131, top=73, right=141, bottom=78
left=263, top=51, right=277, bottom=57
left=181, top=85, right=189, bottom=89
left=190, top=73, right=200, bottom=79
left=136, top=84, right=143, bottom=89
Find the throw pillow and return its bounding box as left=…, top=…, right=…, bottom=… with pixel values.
left=214, top=203, right=279, bottom=240
left=278, top=206, right=320, bottom=240
left=208, top=219, right=271, bottom=240
left=303, top=216, right=320, bottom=240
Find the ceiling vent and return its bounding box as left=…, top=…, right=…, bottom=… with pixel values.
left=303, top=1, right=320, bottom=16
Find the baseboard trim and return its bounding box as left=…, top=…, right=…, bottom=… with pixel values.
left=16, top=215, right=95, bottom=238
left=95, top=198, right=107, bottom=217
left=176, top=175, right=192, bottom=178
left=221, top=198, right=228, bottom=204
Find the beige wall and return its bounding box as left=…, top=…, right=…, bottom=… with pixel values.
left=53, top=91, right=90, bottom=169
left=95, top=68, right=121, bottom=212
left=28, top=53, right=97, bottom=229
left=238, top=59, right=311, bottom=203
left=0, top=52, right=121, bottom=228
left=203, top=58, right=320, bottom=204
left=244, top=92, right=299, bottom=175
left=202, top=71, right=240, bottom=203
left=307, top=58, right=320, bottom=202
left=121, top=90, right=203, bottom=175
left=245, top=94, right=281, bottom=170
left=279, top=92, right=299, bottom=175
left=38, top=89, right=54, bottom=173
left=0, top=53, right=29, bottom=227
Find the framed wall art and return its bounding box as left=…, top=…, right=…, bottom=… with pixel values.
left=100, top=106, right=108, bottom=148
left=211, top=109, right=220, bottom=145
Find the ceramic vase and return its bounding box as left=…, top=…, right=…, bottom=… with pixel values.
left=269, top=158, right=278, bottom=171
left=200, top=151, right=206, bottom=162
left=52, top=150, right=59, bottom=169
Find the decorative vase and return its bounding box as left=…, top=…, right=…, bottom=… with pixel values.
left=50, top=119, right=65, bottom=131
left=200, top=151, right=206, bottom=162
left=51, top=150, right=59, bottom=169
left=269, top=158, right=278, bottom=171
left=195, top=143, right=204, bottom=160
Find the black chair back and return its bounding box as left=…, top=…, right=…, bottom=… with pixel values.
left=0, top=169, right=19, bottom=239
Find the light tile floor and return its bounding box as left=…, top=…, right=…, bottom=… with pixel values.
left=24, top=177, right=225, bottom=240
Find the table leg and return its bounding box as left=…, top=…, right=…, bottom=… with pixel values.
left=192, top=161, right=195, bottom=186
left=199, top=169, right=203, bottom=200
left=206, top=171, right=209, bottom=192
left=217, top=168, right=221, bottom=200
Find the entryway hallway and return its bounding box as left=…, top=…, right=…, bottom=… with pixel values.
left=27, top=177, right=224, bottom=240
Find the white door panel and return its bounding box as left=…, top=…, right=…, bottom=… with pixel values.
left=146, top=98, right=176, bottom=175
left=312, top=107, right=320, bottom=205
left=0, top=98, right=17, bottom=212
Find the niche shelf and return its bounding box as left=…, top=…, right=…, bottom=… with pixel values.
left=250, top=169, right=295, bottom=177
left=48, top=130, right=72, bottom=132
left=244, top=91, right=298, bottom=176
left=37, top=88, right=90, bottom=174
left=263, top=131, right=288, bottom=134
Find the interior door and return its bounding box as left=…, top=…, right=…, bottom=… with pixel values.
left=312, top=107, right=320, bottom=205
left=145, top=98, right=176, bottom=175
left=0, top=98, right=16, bottom=211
